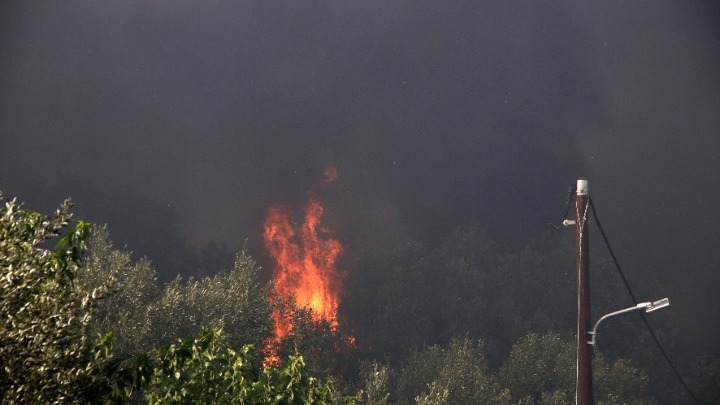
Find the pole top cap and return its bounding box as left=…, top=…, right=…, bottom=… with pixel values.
left=577, top=179, right=589, bottom=195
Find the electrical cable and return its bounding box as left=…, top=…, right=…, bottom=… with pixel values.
left=550, top=184, right=576, bottom=231
left=588, top=197, right=705, bottom=405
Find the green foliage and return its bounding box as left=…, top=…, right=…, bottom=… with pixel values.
left=343, top=219, right=684, bottom=405
left=354, top=333, right=655, bottom=405
left=0, top=194, right=110, bottom=403
left=0, top=193, right=692, bottom=404
left=498, top=332, right=575, bottom=403
left=593, top=356, right=655, bottom=405
left=145, top=328, right=355, bottom=404
left=0, top=194, right=349, bottom=404
left=145, top=328, right=256, bottom=404
left=148, top=250, right=272, bottom=350
left=413, top=381, right=449, bottom=405
left=79, top=225, right=350, bottom=402
left=498, top=332, right=655, bottom=405
left=81, top=226, right=160, bottom=354
left=357, top=363, right=391, bottom=405
left=81, top=227, right=272, bottom=353
left=395, top=337, right=510, bottom=405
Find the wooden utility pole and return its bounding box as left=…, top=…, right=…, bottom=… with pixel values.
left=575, top=178, right=593, bottom=405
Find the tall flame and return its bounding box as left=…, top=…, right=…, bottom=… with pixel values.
left=263, top=167, right=344, bottom=360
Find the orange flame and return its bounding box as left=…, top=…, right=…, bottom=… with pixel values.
left=262, top=168, right=345, bottom=363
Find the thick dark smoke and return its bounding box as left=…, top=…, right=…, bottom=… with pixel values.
left=1, top=0, right=718, bottom=353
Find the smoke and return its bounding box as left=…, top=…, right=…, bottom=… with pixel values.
left=1, top=0, right=718, bottom=351
left=572, top=0, right=720, bottom=352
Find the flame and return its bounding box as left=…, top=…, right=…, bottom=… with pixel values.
left=324, top=166, right=339, bottom=183
left=262, top=167, right=345, bottom=364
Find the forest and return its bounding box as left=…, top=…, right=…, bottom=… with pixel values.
left=3, top=0, right=719, bottom=403
left=1, top=193, right=718, bottom=404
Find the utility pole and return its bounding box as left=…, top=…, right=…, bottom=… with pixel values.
left=575, top=178, right=593, bottom=405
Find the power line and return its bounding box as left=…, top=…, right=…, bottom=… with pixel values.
left=587, top=197, right=705, bottom=405
left=550, top=184, right=575, bottom=231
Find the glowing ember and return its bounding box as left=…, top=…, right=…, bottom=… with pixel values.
left=324, top=166, right=339, bottom=183
left=262, top=167, right=345, bottom=363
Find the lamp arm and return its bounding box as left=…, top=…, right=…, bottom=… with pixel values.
left=587, top=302, right=650, bottom=346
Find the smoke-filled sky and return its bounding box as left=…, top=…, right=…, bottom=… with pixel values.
left=1, top=1, right=719, bottom=353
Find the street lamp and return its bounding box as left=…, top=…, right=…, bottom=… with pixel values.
left=588, top=298, right=670, bottom=346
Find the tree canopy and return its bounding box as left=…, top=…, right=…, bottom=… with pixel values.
left=1, top=192, right=707, bottom=403
left=0, top=194, right=352, bottom=404
left=0, top=194, right=107, bottom=403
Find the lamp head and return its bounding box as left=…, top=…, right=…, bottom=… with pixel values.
left=646, top=298, right=670, bottom=312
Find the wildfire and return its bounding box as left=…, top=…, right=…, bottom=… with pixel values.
left=262, top=167, right=345, bottom=364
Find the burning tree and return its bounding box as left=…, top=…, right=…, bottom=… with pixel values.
left=262, top=167, right=354, bottom=373
left=264, top=199, right=344, bottom=335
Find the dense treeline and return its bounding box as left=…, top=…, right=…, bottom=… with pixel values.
left=1, top=194, right=717, bottom=403
left=0, top=195, right=353, bottom=404
left=341, top=223, right=720, bottom=404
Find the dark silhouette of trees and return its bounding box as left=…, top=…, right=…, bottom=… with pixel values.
left=1, top=192, right=697, bottom=403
